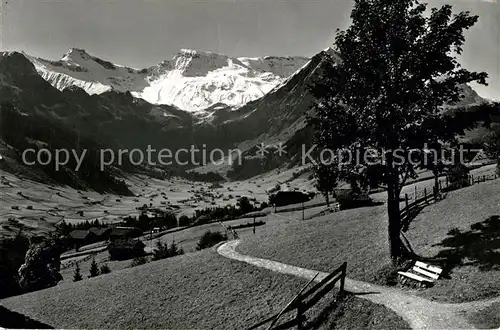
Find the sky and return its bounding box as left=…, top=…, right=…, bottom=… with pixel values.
left=0, top=0, right=499, bottom=99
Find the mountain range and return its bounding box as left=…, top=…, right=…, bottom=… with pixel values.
left=0, top=48, right=492, bottom=191
left=28, top=48, right=310, bottom=114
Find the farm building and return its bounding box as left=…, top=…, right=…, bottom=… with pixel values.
left=69, top=229, right=96, bottom=250
left=109, top=227, right=142, bottom=241
left=69, top=227, right=112, bottom=250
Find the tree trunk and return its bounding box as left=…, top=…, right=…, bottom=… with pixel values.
left=386, top=156, right=402, bottom=262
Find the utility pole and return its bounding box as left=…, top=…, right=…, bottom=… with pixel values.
left=302, top=201, right=305, bottom=221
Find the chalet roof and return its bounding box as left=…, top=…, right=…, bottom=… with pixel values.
left=89, top=227, right=111, bottom=236
left=69, top=230, right=92, bottom=240
left=110, top=227, right=140, bottom=237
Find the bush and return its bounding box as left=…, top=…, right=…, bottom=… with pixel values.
left=108, top=239, right=145, bottom=261
left=18, top=238, right=63, bottom=292
left=152, top=241, right=184, bottom=260
left=210, top=182, right=223, bottom=189
left=336, top=192, right=375, bottom=210
left=444, top=164, right=471, bottom=191
left=237, top=197, right=254, bottom=214
left=99, top=264, right=111, bottom=274
left=178, top=215, right=191, bottom=227
left=196, top=231, right=227, bottom=251
left=130, top=256, right=147, bottom=267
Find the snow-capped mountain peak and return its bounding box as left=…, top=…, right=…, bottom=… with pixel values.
left=27, top=48, right=310, bottom=112
left=61, top=48, right=92, bottom=62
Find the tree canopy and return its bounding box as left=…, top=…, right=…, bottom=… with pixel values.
left=310, top=0, right=490, bottom=260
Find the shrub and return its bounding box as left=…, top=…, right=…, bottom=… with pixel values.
left=152, top=241, right=169, bottom=260
left=178, top=215, right=191, bottom=227
left=168, top=240, right=184, bottom=257
left=237, top=197, right=254, bottom=214
left=152, top=241, right=184, bottom=260
left=445, top=164, right=471, bottom=191
left=99, top=264, right=111, bottom=274
left=88, top=258, right=99, bottom=278
left=73, top=264, right=83, bottom=282
left=336, top=192, right=374, bottom=210
left=196, top=231, right=227, bottom=251
left=18, top=238, right=63, bottom=292
left=130, top=256, right=147, bottom=267
left=210, top=182, right=223, bottom=189
left=108, top=239, right=145, bottom=261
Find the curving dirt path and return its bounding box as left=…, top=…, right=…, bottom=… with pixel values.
left=217, top=240, right=500, bottom=329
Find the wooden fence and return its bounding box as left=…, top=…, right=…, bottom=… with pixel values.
left=218, top=221, right=239, bottom=240
left=248, top=262, right=347, bottom=330
left=400, top=173, right=498, bottom=224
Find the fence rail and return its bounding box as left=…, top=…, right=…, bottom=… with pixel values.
left=218, top=221, right=239, bottom=240
left=248, top=262, right=347, bottom=330
left=400, top=173, right=498, bottom=225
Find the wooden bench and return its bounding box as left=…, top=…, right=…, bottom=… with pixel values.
left=329, top=202, right=341, bottom=212
left=398, top=261, right=443, bottom=285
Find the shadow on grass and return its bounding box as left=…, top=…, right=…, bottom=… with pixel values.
left=352, top=291, right=381, bottom=296
left=302, top=292, right=410, bottom=330
left=0, top=306, right=53, bottom=329
left=431, top=215, right=500, bottom=276
left=302, top=293, right=344, bottom=330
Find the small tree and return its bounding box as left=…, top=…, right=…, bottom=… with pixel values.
left=237, top=197, right=254, bottom=214
left=447, top=163, right=470, bottom=190
left=73, top=264, right=83, bottom=282
left=168, top=240, right=184, bottom=257
left=313, top=163, right=339, bottom=207
left=88, top=257, right=99, bottom=278
left=152, top=241, right=170, bottom=260
left=99, top=264, right=111, bottom=274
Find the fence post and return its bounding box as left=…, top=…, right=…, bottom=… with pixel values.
left=439, top=180, right=442, bottom=191
left=296, top=298, right=305, bottom=330
left=414, top=186, right=417, bottom=200
left=424, top=188, right=427, bottom=204
left=405, top=193, right=409, bottom=211
left=302, top=202, right=305, bottom=221
left=446, top=176, right=449, bottom=186
left=253, top=216, right=256, bottom=234
left=340, top=262, right=347, bottom=293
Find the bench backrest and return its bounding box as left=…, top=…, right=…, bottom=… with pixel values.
left=413, top=261, right=443, bottom=280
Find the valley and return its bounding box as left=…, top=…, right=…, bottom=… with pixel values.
left=2, top=0, right=500, bottom=328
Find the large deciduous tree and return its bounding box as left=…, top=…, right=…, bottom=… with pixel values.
left=310, top=0, right=488, bottom=261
